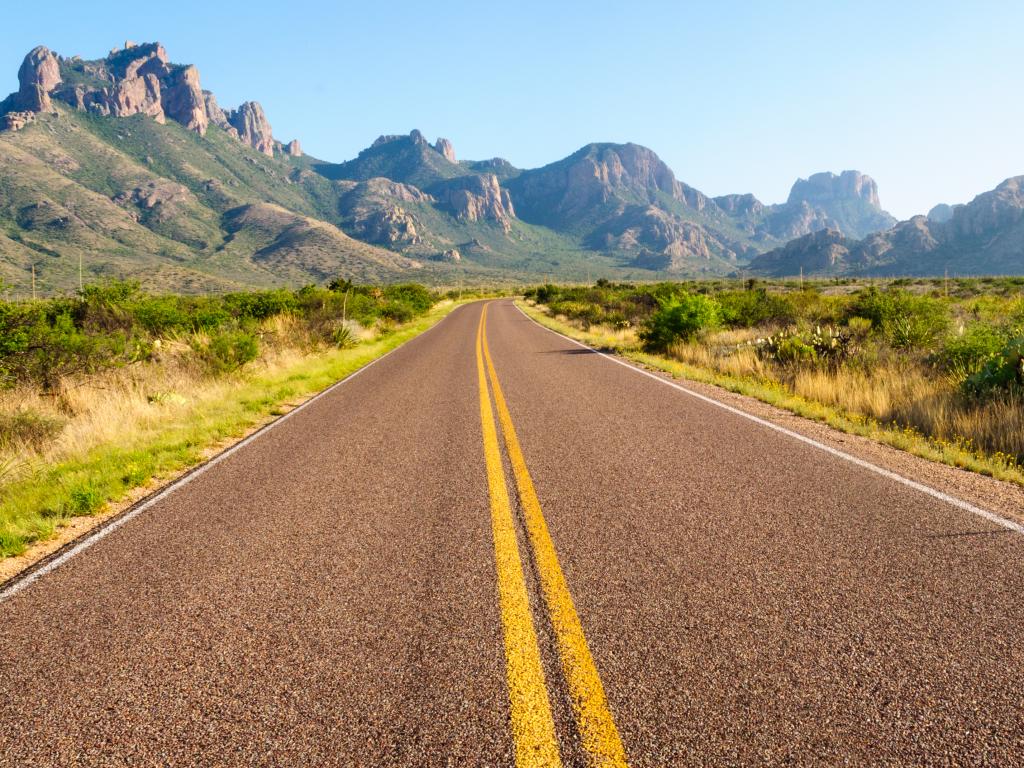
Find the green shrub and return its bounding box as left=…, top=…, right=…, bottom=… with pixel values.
left=195, top=330, right=260, bottom=374
left=639, top=293, right=719, bottom=352
left=937, top=324, right=1009, bottom=378
left=717, top=289, right=795, bottom=328
left=850, top=288, right=950, bottom=350
left=383, top=284, right=436, bottom=315
left=963, top=336, right=1024, bottom=397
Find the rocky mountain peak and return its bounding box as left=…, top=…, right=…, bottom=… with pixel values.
left=18, top=46, right=61, bottom=94
left=713, top=193, right=765, bottom=218
left=0, top=42, right=294, bottom=154
left=434, top=137, right=456, bottom=163
left=787, top=170, right=882, bottom=209
left=227, top=101, right=274, bottom=156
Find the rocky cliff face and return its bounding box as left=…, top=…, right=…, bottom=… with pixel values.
left=788, top=170, right=880, bottom=208
left=434, top=174, right=515, bottom=232
left=781, top=170, right=896, bottom=239
left=162, top=65, right=207, bottom=135
left=0, top=42, right=296, bottom=157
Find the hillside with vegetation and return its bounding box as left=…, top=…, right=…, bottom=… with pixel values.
left=0, top=41, right=912, bottom=295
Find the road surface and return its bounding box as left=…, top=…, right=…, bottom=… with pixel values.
left=2, top=299, right=1023, bottom=766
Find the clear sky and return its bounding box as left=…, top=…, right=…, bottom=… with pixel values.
left=2, top=0, right=1021, bottom=219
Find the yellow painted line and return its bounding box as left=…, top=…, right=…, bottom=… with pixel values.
left=476, top=304, right=563, bottom=768
left=482, top=307, right=630, bottom=768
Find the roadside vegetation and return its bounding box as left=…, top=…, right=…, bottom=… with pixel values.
left=522, top=277, right=1024, bottom=484
left=0, top=280, right=475, bottom=560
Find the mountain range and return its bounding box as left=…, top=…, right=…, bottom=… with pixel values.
left=748, top=177, right=1024, bottom=277
left=0, top=41, right=1017, bottom=293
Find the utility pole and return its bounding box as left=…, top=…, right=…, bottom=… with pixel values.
left=799, top=266, right=804, bottom=290
left=31, top=263, right=36, bottom=300
left=79, top=253, right=84, bottom=292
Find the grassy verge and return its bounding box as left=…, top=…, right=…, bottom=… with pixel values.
left=0, top=300, right=463, bottom=559
left=517, top=300, right=1024, bottom=486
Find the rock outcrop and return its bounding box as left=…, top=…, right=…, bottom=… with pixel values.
left=19, top=46, right=62, bottom=94
left=435, top=174, right=515, bottom=231
left=284, top=140, right=302, bottom=157
left=162, top=65, right=207, bottom=135
left=104, top=74, right=166, bottom=121
left=0, top=46, right=62, bottom=115
left=434, top=137, right=456, bottom=163
left=227, top=101, right=274, bottom=156
left=928, top=203, right=955, bottom=223
left=337, top=178, right=434, bottom=247
left=590, top=205, right=720, bottom=271
left=1, top=42, right=297, bottom=152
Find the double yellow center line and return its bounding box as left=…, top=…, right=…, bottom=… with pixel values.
left=475, top=303, right=629, bottom=768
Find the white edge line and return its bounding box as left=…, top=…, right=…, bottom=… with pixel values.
left=0, top=304, right=468, bottom=603
left=514, top=302, right=1024, bottom=536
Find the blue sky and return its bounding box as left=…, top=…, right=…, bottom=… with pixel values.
left=2, top=0, right=1021, bottom=219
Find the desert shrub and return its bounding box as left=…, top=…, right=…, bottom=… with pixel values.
left=224, top=290, right=297, bottom=321
left=850, top=288, right=950, bottom=350
left=756, top=330, right=818, bottom=366
left=717, top=289, right=795, bottom=328
left=937, top=324, right=1009, bottom=379
left=639, top=293, right=719, bottom=352
left=809, top=325, right=855, bottom=369
left=194, top=330, right=260, bottom=374
left=963, top=336, right=1024, bottom=397
left=383, top=284, right=436, bottom=315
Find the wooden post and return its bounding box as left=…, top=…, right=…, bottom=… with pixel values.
left=31, top=263, right=36, bottom=300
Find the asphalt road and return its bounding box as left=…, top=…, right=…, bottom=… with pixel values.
left=2, top=299, right=1023, bottom=766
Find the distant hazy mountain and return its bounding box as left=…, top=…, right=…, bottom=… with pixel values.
left=714, top=171, right=896, bottom=244
left=748, top=176, right=1024, bottom=277
left=0, top=40, right=917, bottom=292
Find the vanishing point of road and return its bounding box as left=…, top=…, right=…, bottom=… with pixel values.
left=2, top=300, right=1023, bottom=766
